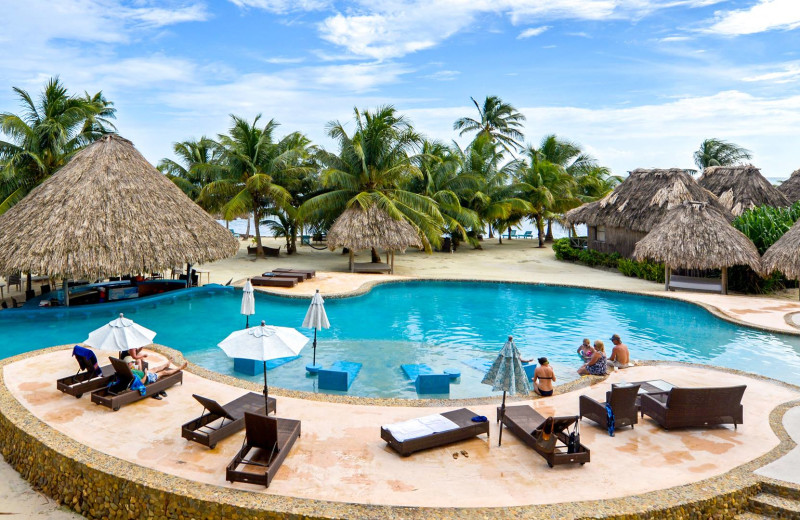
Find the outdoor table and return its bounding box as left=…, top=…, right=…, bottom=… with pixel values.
left=194, top=268, right=211, bottom=286
left=612, top=379, right=674, bottom=416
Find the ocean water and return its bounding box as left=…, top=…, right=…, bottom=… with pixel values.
left=1, top=281, right=798, bottom=399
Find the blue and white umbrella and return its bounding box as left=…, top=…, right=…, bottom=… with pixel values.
left=482, top=336, right=531, bottom=446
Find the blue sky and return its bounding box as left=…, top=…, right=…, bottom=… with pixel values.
left=1, top=0, right=799, bottom=178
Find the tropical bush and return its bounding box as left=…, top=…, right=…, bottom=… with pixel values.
left=732, top=202, right=800, bottom=254
left=553, top=238, right=663, bottom=282
left=617, top=258, right=665, bottom=283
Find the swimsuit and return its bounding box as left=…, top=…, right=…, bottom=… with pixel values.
left=587, top=354, right=607, bottom=376
left=537, top=389, right=553, bottom=397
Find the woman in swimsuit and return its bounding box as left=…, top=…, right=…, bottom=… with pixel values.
left=533, top=357, right=556, bottom=397
left=576, top=338, right=593, bottom=362
left=578, top=340, right=608, bottom=376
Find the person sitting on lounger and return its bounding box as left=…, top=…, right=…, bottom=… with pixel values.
left=608, top=334, right=631, bottom=369
left=532, top=357, right=556, bottom=397
left=576, top=338, right=594, bottom=362
left=578, top=340, right=607, bottom=376
left=119, top=347, right=148, bottom=371
left=124, top=356, right=186, bottom=400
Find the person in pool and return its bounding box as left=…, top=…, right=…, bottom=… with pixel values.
left=576, top=338, right=594, bottom=362
left=532, top=357, right=556, bottom=397
left=578, top=340, right=608, bottom=376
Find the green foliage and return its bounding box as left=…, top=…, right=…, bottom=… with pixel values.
left=617, top=258, right=665, bottom=283
left=553, top=238, right=664, bottom=282
left=694, top=138, right=752, bottom=170
left=732, top=202, right=800, bottom=254
left=552, top=237, right=580, bottom=261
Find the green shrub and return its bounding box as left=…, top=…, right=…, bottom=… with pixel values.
left=553, top=238, right=662, bottom=282
left=618, top=258, right=665, bottom=283
left=552, top=237, right=580, bottom=261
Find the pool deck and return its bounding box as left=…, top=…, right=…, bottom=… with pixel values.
left=2, top=346, right=800, bottom=518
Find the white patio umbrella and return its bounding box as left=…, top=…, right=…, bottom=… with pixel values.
left=482, top=335, right=531, bottom=446
left=241, top=279, right=255, bottom=328
left=84, top=313, right=156, bottom=352
left=302, top=289, right=330, bottom=370
left=218, top=320, right=308, bottom=409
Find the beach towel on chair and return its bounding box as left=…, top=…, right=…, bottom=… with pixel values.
left=605, top=402, right=615, bottom=437
left=72, top=345, right=102, bottom=377
left=130, top=377, right=147, bottom=396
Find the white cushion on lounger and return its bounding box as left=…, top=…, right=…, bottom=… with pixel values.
left=384, top=414, right=459, bottom=442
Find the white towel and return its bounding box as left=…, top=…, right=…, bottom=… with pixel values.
left=384, top=414, right=459, bottom=442
left=416, top=414, right=459, bottom=433
left=648, top=380, right=674, bottom=392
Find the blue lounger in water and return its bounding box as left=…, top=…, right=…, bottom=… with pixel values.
left=400, top=364, right=451, bottom=394
left=318, top=361, right=362, bottom=391
left=523, top=364, right=537, bottom=381
left=234, top=356, right=301, bottom=376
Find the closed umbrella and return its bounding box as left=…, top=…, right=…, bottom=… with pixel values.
left=482, top=335, right=531, bottom=446
left=84, top=313, right=156, bottom=352
left=302, top=289, right=330, bottom=371
left=218, top=320, right=308, bottom=409
left=241, top=279, right=255, bottom=328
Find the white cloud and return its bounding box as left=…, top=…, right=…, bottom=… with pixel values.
left=122, top=4, right=209, bottom=28
left=518, top=26, right=551, bottom=39
left=743, top=62, right=800, bottom=84
left=659, top=35, right=692, bottom=42
left=424, top=70, right=461, bottom=81
left=707, top=0, right=800, bottom=36
left=263, top=57, right=306, bottom=64
left=228, top=0, right=330, bottom=13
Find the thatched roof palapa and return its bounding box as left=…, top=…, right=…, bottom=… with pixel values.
left=633, top=201, right=761, bottom=271
left=327, top=205, right=423, bottom=252
left=0, top=135, right=238, bottom=278
left=566, top=168, right=732, bottom=232
left=761, top=217, right=800, bottom=280
left=698, top=165, right=789, bottom=216
left=778, top=168, right=800, bottom=203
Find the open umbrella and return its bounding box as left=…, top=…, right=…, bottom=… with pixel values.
left=241, top=279, right=255, bottom=328
left=84, top=313, right=156, bottom=352
left=482, top=335, right=531, bottom=446
left=302, top=289, right=330, bottom=371
left=218, top=320, right=308, bottom=409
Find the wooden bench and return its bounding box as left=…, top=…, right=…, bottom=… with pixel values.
left=353, top=262, right=392, bottom=274
left=668, top=275, right=723, bottom=294
left=247, top=245, right=281, bottom=257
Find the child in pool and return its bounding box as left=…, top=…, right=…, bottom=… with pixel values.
left=576, top=338, right=594, bottom=362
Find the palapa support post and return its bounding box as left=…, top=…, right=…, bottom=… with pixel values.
left=498, top=390, right=507, bottom=446
left=349, top=250, right=354, bottom=272
left=721, top=266, right=728, bottom=295
left=390, top=251, right=395, bottom=274
left=185, top=263, right=191, bottom=288
left=62, top=279, right=70, bottom=307
left=664, top=264, right=670, bottom=291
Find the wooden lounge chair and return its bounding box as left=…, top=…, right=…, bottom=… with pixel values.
left=56, top=346, right=116, bottom=398
left=381, top=408, right=489, bottom=456
left=226, top=412, right=301, bottom=487
left=90, top=357, right=183, bottom=411
left=353, top=262, right=392, bottom=274
left=641, top=385, right=745, bottom=430
left=181, top=393, right=277, bottom=449
left=579, top=383, right=640, bottom=434
left=265, top=271, right=304, bottom=282
left=499, top=405, right=590, bottom=467
left=250, top=276, right=297, bottom=288
left=272, top=268, right=315, bottom=279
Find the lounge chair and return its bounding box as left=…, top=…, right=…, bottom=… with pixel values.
left=381, top=408, right=490, bottom=456
left=250, top=275, right=297, bottom=288
left=318, top=360, right=361, bottom=391
left=226, top=412, right=301, bottom=487
left=579, top=383, right=640, bottom=434
left=521, top=231, right=533, bottom=239
left=499, top=405, right=590, bottom=467
left=272, top=268, right=316, bottom=279
left=56, top=346, right=116, bottom=398
left=641, top=385, right=745, bottom=430
left=247, top=245, right=281, bottom=257
left=90, top=357, right=183, bottom=411
left=181, top=393, right=277, bottom=449
left=264, top=270, right=305, bottom=282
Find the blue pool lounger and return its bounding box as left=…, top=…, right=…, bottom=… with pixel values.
left=318, top=361, right=362, bottom=391
left=234, top=356, right=300, bottom=376
left=401, top=364, right=454, bottom=394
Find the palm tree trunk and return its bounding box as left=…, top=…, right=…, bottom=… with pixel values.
left=288, top=221, right=297, bottom=254
left=254, top=208, right=264, bottom=256
left=546, top=219, right=554, bottom=242
left=536, top=214, right=545, bottom=248
left=487, top=225, right=493, bottom=239
left=245, top=215, right=251, bottom=239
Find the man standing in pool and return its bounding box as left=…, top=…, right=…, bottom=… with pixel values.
left=608, top=334, right=631, bottom=369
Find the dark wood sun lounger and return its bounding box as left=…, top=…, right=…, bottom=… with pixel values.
left=267, top=271, right=305, bottom=282
left=250, top=276, right=297, bottom=288
left=641, top=385, right=746, bottom=430
left=381, top=408, right=489, bottom=456
left=56, top=349, right=116, bottom=399
left=226, top=412, right=301, bottom=487
left=500, top=405, right=590, bottom=467
left=272, top=268, right=315, bottom=279
left=90, top=357, right=183, bottom=411
left=181, top=393, right=277, bottom=449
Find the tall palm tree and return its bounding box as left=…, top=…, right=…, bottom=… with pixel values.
left=694, top=138, right=752, bottom=170
left=198, top=115, right=296, bottom=257
left=300, top=106, right=444, bottom=257
left=0, top=77, right=115, bottom=214
left=158, top=137, right=224, bottom=200
left=453, top=95, right=526, bottom=153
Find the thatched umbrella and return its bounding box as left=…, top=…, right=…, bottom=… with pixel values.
left=778, top=168, right=800, bottom=204
left=0, top=135, right=238, bottom=302
left=699, top=165, right=789, bottom=216
left=327, top=205, right=423, bottom=273
left=566, top=168, right=732, bottom=232
left=762, top=218, right=800, bottom=299
left=633, top=201, right=761, bottom=294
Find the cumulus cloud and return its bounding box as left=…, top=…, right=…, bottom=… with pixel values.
left=227, top=0, right=330, bottom=13
left=707, top=0, right=800, bottom=35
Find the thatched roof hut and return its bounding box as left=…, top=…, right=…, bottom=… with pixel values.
left=698, top=165, right=789, bottom=216
left=565, top=168, right=731, bottom=257
left=633, top=201, right=760, bottom=294
left=0, top=135, right=238, bottom=280
left=778, top=169, right=800, bottom=203
left=327, top=205, right=423, bottom=273
left=762, top=217, right=800, bottom=282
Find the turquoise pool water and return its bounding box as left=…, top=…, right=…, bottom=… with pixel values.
left=2, top=281, right=800, bottom=398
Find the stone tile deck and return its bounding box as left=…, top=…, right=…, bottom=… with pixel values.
left=4, top=348, right=799, bottom=510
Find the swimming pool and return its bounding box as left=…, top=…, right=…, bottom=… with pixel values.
left=2, top=281, right=800, bottom=398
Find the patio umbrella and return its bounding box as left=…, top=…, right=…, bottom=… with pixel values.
left=482, top=336, right=531, bottom=446
left=217, top=320, right=308, bottom=409
left=302, top=289, right=330, bottom=370
left=84, top=313, right=156, bottom=352
left=241, top=279, right=255, bottom=328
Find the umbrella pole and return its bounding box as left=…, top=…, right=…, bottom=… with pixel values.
left=246, top=315, right=249, bottom=328
left=312, top=328, right=317, bottom=365
left=263, top=360, right=270, bottom=414
left=499, top=391, right=507, bottom=446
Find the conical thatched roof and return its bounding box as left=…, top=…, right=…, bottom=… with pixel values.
left=327, top=205, right=423, bottom=252
left=0, top=135, right=238, bottom=278
left=698, top=165, right=789, bottom=216
left=778, top=169, right=800, bottom=203
left=633, top=201, right=760, bottom=270
left=762, top=217, right=800, bottom=279
left=565, top=168, right=732, bottom=232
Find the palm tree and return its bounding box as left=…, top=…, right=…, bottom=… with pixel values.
left=694, top=138, right=752, bottom=170
left=300, top=106, right=444, bottom=258
left=198, top=115, right=296, bottom=257
left=158, top=137, right=224, bottom=200
left=0, top=77, right=115, bottom=214
left=453, top=95, right=526, bottom=153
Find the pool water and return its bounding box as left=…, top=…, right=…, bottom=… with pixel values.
left=2, top=281, right=800, bottom=399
